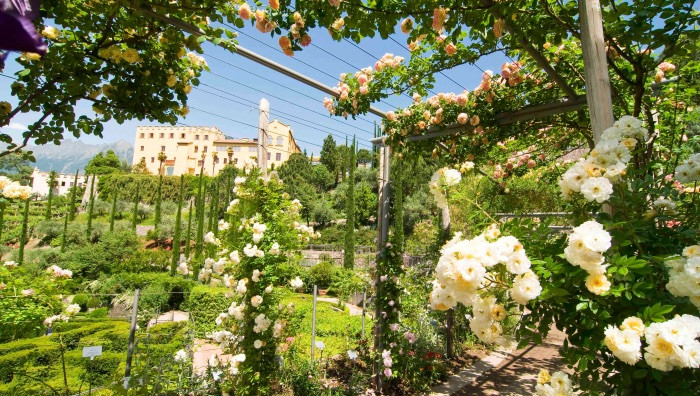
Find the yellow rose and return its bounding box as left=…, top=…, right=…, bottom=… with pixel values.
left=21, top=52, right=41, bottom=61
left=122, top=48, right=140, bottom=63
left=183, top=85, right=192, bottom=94
left=167, top=75, right=177, bottom=87
left=42, top=26, right=61, bottom=40
left=0, top=101, right=11, bottom=115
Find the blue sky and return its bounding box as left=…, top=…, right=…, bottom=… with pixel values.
left=0, top=18, right=508, bottom=155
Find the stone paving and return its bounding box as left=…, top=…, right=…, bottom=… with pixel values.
left=433, top=330, right=566, bottom=396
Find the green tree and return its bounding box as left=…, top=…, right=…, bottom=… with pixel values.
left=109, top=190, right=118, bottom=231
left=17, top=199, right=30, bottom=266
left=344, top=138, right=356, bottom=269
left=154, top=152, right=167, bottom=231
left=44, top=171, right=57, bottom=219
left=319, top=135, right=338, bottom=182
left=131, top=183, right=140, bottom=231
left=171, top=175, right=185, bottom=276
left=356, top=148, right=372, bottom=166
left=185, top=200, right=193, bottom=258
left=85, top=174, right=96, bottom=239
left=0, top=153, right=33, bottom=184
left=67, top=170, right=79, bottom=221
left=132, top=158, right=151, bottom=175
left=311, top=164, right=335, bottom=192
left=85, top=150, right=124, bottom=175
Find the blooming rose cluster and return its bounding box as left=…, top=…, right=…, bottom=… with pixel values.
left=430, top=225, right=541, bottom=344
left=289, top=276, right=303, bottom=289
left=176, top=254, right=190, bottom=276
left=46, top=265, right=73, bottom=279
left=428, top=167, right=462, bottom=209
left=0, top=176, right=32, bottom=200
left=674, top=153, right=699, bottom=184
left=563, top=220, right=612, bottom=295
left=559, top=116, right=647, bottom=202
left=44, top=303, right=81, bottom=327
left=664, top=244, right=700, bottom=308
left=605, top=314, right=700, bottom=371
left=654, top=61, right=676, bottom=83
left=535, top=370, right=574, bottom=396
left=293, top=221, right=320, bottom=242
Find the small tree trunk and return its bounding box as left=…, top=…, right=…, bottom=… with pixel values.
left=85, top=174, right=96, bottom=240
left=18, top=199, right=30, bottom=265
left=209, top=181, right=219, bottom=235
left=171, top=175, right=185, bottom=276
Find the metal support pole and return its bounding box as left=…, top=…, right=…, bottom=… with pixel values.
left=373, top=144, right=390, bottom=392
left=579, top=0, right=615, bottom=143
left=123, top=288, right=140, bottom=389
left=310, top=285, right=318, bottom=363
left=258, top=98, right=270, bottom=173
left=441, top=202, right=454, bottom=359
left=361, top=289, right=367, bottom=338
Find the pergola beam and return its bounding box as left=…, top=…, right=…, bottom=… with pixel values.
left=370, top=95, right=588, bottom=146
left=133, top=4, right=388, bottom=118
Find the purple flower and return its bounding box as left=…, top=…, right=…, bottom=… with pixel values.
left=0, top=0, right=46, bottom=55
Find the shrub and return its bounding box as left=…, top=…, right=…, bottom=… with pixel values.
left=182, top=285, right=229, bottom=337
left=308, top=260, right=337, bottom=289
left=34, top=220, right=63, bottom=243
left=95, top=273, right=196, bottom=311
left=88, top=307, right=109, bottom=318
left=72, top=293, right=89, bottom=310
left=86, top=297, right=101, bottom=309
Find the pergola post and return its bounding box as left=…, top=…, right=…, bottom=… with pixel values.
left=579, top=0, right=615, bottom=143
left=373, top=143, right=390, bottom=392
left=258, top=98, right=270, bottom=174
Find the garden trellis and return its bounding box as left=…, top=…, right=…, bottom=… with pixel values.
left=133, top=1, right=626, bottom=391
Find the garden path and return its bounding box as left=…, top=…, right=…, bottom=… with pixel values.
left=432, top=329, right=566, bottom=396
left=316, top=297, right=367, bottom=316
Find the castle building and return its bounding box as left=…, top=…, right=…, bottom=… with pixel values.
left=30, top=168, right=88, bottom=196
left=132, top=120, right=301, bottom=176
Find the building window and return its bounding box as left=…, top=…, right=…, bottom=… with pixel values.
left=234, top=158, right=238, bottom=164
left=181, top=133, right=185, bottom=138
left=140, top=146, right=144, bottom=151
left=267, top=153, right=271, bottom=160
left=203, top=146, right=208, bottom=152
left=61, top=181, right=66, bottom=187
left=223, top=158, right=227, bottom=164
left=204, top=135, right=209, bottom=140
left=151, top=157, right=155, bottom=163
left=160, top=133, right=164, bottom=138
left=194, top=146, right=199, bottom=153
left=166, top=166, right=174, bottom=176
left=267, top=137, right=272, bottom=145
left=149, top=133, right=154, bottom=138
left=140, top=133, right=144, bottom=138
left=70, top=182, right=74, bottom=187
left=277, top=137, right=283, bottom=145
left=198, top=160, right=203, bottom=167
left=276, top=153, right=281, bottom=161
left=214, top=158, right=219, bottom=164
left=195, top=135, right=199, bottom=140
left=161, top=146, right=166, bottom=152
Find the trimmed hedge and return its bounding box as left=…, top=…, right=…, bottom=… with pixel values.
left=182, top=285, right=229, bottom=337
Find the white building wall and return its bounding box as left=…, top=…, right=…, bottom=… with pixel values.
left=31, top=168, right=88, bottom=197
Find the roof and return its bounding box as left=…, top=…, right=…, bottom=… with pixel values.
left=214, top=138, right=258, bottom=145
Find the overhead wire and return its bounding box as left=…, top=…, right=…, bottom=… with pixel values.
left=202, top=54, right=377, bottom=132
left=196, top=83, right=374, bottom=140
left=388, top=35, right=467, bottom=92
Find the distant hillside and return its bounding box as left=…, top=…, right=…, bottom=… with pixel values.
left=26, top=139, right=133, bottom=173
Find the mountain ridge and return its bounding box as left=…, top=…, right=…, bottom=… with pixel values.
left=27, top=139, right=134, bottom=174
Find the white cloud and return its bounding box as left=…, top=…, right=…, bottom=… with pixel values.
left=4, top=122, right=27, bottom=131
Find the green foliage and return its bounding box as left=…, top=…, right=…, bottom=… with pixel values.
left=85, top=150, right=125, bottom=175
left=17, top=199, right=30, bottom=266
left=311, top=196, right=336, bottom=228
left=320, top=135, right=338, bottom=182
left=171, top=175, right=185, bottom=275
left=34, top=219, right=63, bottom=244
left=71, top=293, right=89, bottom=311
left=182, top=285, right=230, bottom=337
left=44, top=171, right=57, bottom=220
left=96, top=173, right=200, bottom=204
left=308, top=261, right=338, bottom=289
left=344, top=139, right=356, bottom=269
left=94, top=272, right=195, bottom=312
left=0, top=153, right=32, bottom=185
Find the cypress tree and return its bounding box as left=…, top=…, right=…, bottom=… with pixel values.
left=44, top=171, right=57, bottom=220
left=17, top=199, right=30, bottom=265
left=154, top=153, right=166, bottom=231
left=68, top=170, right=79, bottom=221
left=344, top=137, right=356, bottom=269
left=225, top=173, right=231, bottom=216
left=171, top=175, right=185, bottom=276
left=131, top=182, right=140, bottom=231
left=109, top=190, right=118, bottom=231
left=185, top=200, right=193, bottom=258
left=85, top=174, right=96, bottom=240
left=209, top=181, right=219, bottom=235
left=60, top=200, right=69, bottom=252
left=194, top=169, right=205, bottom=261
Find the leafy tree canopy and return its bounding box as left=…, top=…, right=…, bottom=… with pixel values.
left=85, top=149, right=124, bottom=175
